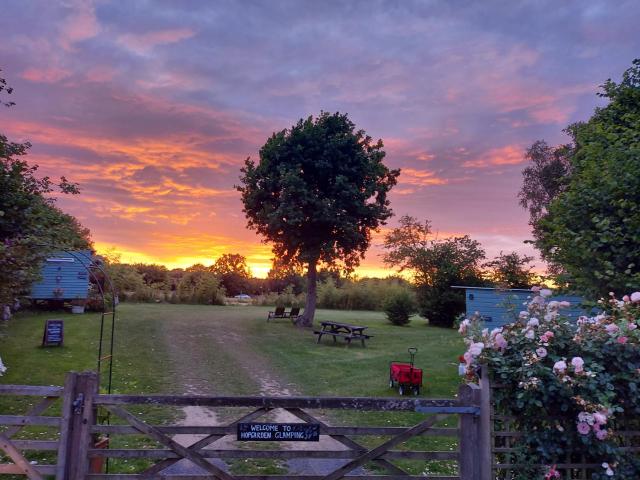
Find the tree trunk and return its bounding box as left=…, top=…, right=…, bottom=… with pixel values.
left=296, top=259, right=317, bottom=327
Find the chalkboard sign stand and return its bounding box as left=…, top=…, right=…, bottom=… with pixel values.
left=42, top=319, right=64, bottom=347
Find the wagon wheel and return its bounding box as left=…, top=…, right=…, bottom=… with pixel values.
left=398, top=385, right=405, bottom=396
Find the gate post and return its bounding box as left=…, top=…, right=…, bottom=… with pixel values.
left=479, top=366, right=492, bottom=480
left=458, top=383, right=481, bottom=480
left=57, top=371, right=99, bottom=480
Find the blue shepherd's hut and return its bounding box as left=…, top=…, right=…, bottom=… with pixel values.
left=31, top=250, right=94, bottom=301
left=452, top=286, right=586, bottom=327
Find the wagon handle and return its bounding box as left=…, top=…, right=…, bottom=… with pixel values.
left=408, top=347, right=417, bottom=366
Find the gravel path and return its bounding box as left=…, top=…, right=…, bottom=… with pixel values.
left=157, top=314, right=365, bottom=476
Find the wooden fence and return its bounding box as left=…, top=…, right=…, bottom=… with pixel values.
left=0, top=371, right=492, bottom=480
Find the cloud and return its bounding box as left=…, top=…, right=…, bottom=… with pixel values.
left=463, top=145, right=525, bottom=169
left=117, top=28, right=195, bottom=54
left=21, top=67, right=71, bottom=84
left=59, top=0, right=100, bottom=50
left=400, top=168, right=448, bottom=186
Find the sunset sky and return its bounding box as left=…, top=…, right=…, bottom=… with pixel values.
left=1, top=1, right=638, bottom=277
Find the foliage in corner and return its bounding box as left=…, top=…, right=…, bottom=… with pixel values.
left=0, top=70, right=91, bottom=304
left=523, top=59, right=640, bottom=296
left=460, top=289, right=640, bottom=479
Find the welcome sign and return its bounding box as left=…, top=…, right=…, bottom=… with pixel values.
left=237, top=423, right=320, bottom=441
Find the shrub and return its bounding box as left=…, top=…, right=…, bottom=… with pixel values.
left=418, top=286, right=468, bottom=328
left=177, top=271, right=225, bottom=305
left=384, top=290, right=417, bottom=326
left=460, top=289, right=640, bottom=479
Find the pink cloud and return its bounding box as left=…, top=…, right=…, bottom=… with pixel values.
left=400, top=168, right=448, bottom=186
left=86, top=66, right=117, bottom=83
left=463, top=145, right=524, bottom=169
left=59, top=0, right=100, bottom=50
left=117, top=28, right=196, bottom=54
left=22, top=67, right=71, bottom=83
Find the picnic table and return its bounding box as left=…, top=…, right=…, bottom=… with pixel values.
left=313, top=321, right=372, bottom=347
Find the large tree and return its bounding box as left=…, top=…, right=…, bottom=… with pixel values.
left=383, top=216, right=486, bottom=327
left=0, top=71, right=91, bottom=305
left=238, top=112, right=399, bottom=326
left=532, top=59, right=640, bottom=297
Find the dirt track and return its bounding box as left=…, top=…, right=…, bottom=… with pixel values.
left=158, top=311, right=363, bottom=475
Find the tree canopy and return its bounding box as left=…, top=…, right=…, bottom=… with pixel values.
left=483, top=251, right=536, bottom=289
left=210, top=253, right=251, bottom=296
left=530, top=59, right=640, bottom=297
left=0, top=72, right=91, bottom=304
left=238, top=111, right=399, bottom=325
left=383, top=216, right=486, bottom=327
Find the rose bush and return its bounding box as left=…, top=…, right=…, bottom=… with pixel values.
left=459, top=289, right=640, bottom=479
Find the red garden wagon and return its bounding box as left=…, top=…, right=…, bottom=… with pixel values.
left=389, top=347, right=423, bottom=395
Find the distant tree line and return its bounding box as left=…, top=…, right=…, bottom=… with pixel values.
left=89, top=242, right=536, bottom=328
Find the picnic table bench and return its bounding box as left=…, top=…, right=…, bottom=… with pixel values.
left=313, top=321, right=372, bottom=347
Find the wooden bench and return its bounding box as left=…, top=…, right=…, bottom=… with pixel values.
left=267, top=306, right=286, bottom=321
left=267, top=307, right=301, bottom=322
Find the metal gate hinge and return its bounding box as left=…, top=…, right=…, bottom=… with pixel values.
left=72, top=393, right=85, bottom=414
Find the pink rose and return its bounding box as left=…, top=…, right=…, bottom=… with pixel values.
left=553, top=360, right=567, bottom=374
left=536, top=347, right=547, bottom=358
left=618, top=336, right=628, bottom=344
left=494, top=333, right=507, bottom=351
left=540, top=331, right=555, bottom=343
left=628, top=323, right=637, bottom=331
left=631, top=292, right=640, bottom=302
left=571, top=357, right=584, bottom=373
left=623, top=295, right=630, bottom=302
left=577, top=422, right=590, bottom=435
left=605, top=324, right=619, bottom=334
left=593, top=412, right=607, bottom=425
left=458, top=319, right=470, bottom=334
left=596, top=429, right=608, bottom=440
left=544, top=465, right=561, bottom=479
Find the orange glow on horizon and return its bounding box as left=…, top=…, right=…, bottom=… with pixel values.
left=93, top=242, right=402, bottom=280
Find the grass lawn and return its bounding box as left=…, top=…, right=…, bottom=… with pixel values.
left=0, top=303, right=465, bottom=475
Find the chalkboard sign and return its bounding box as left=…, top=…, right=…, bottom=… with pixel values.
left=42, top=319, right=64, bottom=346
left=237, top=423, right=319, bottom=442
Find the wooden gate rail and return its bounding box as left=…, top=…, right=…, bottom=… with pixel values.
left=92, top=425, right=458, bottom=436
left=93, top=395, right=467, bottom=410
left=0, top=372, right=493, bottom=480
left=0, top=384, right=63, bottom=479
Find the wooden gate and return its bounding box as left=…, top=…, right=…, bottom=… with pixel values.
left=0, top=371, right=492, bottom=480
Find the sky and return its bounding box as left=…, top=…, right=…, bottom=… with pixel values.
left=1, top=1, right=638, bottom=278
